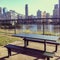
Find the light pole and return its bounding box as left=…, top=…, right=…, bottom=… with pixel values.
left=12, top=20, right=17, bottom=34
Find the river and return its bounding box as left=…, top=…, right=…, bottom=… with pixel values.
left=19, top=24, right=60, bottom=35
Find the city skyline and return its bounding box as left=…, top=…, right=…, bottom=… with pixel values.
left=0, top=0, right=58, bottom=15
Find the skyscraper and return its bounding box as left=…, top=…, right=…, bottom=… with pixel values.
left=0, top=7, right=3, bottom=14
left=42, top=11, right=46, bottom=22
left=54, top=4, right=58, bottom=9
left=0, top=7, right=3, bottom=19
left=25, top=4, right=28, bottom=18
left=53, top=4, right=59, bottom=18
left=46, top=13, right=50, bottom=22
left=37, top=10, right=41, bottom=18
left=3, top=7, right=7, bottom=19
left=53, top=4, right=59, bottom=22
left=59, top=0, right=60, bottom=22
left=59, top=0, right=60, bottom=17
left=46, top=13, right=50, bottom=18
left=42, top=11, right=46, bottom=18
left=6, top=10, right=17, bottom=19
left=3, top=7, right=7, bottom=14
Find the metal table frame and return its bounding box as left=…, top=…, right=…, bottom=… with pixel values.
left=13, top=33, right=59, bottom=52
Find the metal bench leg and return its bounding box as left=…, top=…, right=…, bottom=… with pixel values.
left=26, top=40, right=28, bottom=46
left=24, top=40, right=28, bottom=47
left=54, top=45, right=58, bottom=52
left=24, top=38, right=29, bottom=47
left=24, top=40, right=26, bottom=47
left=7, top=48, right=11, bottom=57
left=47, top=57, right=50, bottom=60
left=44, top=41, right=46, bottom=52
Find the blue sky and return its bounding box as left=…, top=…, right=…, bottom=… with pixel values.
left=0, top=0, right=58, bottom=15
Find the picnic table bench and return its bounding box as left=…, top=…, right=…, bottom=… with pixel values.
left=5, top=33, right=60, bottom=60
left=5, top=44, right=55, bottom=60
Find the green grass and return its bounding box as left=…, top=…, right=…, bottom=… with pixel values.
left=0, top=29, right=22, bottom=46
left=0, top=34, right=22, bottom=46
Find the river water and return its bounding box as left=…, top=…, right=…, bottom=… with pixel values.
left=19, top=24, right=60, bottom=35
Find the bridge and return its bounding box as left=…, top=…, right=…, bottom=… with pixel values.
left=0, top=18, right=60, bottom=25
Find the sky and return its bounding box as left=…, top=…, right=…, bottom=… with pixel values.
left=0, top=0, right=58, bottom=15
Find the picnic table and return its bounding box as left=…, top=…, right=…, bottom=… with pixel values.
left=13, top=33, right=59, bottom=52
left=5, top=33, right=59, bottom=60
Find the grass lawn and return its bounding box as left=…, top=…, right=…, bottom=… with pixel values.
left=0, top=29, right=23, bottom=46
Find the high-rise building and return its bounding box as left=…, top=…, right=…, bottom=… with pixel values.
left=59, top=0, right=60, bottom=22
left=3, top=7, right=7, bottom=14
left=2, top=7, right=8, bottom=19
left=46, top=13, right=50, bottom=22
left=0, top=7, right=3, bottom=14
left=53, top=4, right=59, bottom=18
left=54, top=4, right=58, bottom=9
left=46, top=13, right=50, bottom=18
left=6, top=10, right=17, bottom=19
left=0, top=7, right=3, bottom=19
left=37, top=10, right=41, bottom=18
left=41, top=11, right=46, bottom=22
left=42, top=11, right=46, bottom=18
left=6, top=10, right=18, bottom=25
left=17, top=14, right=25, bottom=19
left=59, top=0, right=60, bottom=16
left=25, top=4, right=28, bottom=18
left=53, top=4, right=59, bottom=22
